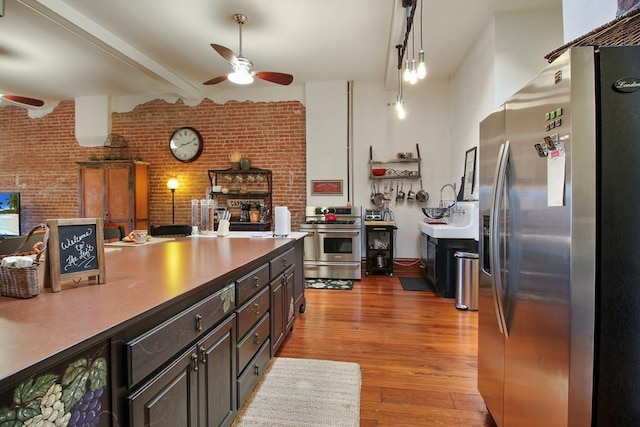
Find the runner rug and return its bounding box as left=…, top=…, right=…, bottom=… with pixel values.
left=304, top=278, right=354, bottom=290
left=233, top=357, right=361, bottom=427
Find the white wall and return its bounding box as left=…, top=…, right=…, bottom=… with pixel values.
left=352, top=79, right=451, bottom=258
left=305, top=81, right=350, bottom=207
left=449, top=7, right=563, bottom=190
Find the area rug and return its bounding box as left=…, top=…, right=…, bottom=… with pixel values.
left=233, top=357, right=361, bottom=427
left=304, top=278, right=353, bottom=290
left=399, top=276, right=434, bottom=291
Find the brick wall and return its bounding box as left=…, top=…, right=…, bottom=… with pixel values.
left=0, top=98, right=307, bottom=234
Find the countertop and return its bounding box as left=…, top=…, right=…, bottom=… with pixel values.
left=0, top=233, right=302, bottom=384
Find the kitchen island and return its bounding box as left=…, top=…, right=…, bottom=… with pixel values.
left=0, top=233, right=305, bottom=427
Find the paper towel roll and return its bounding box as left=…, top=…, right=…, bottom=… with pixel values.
left=274, top=206, right=291, bottom=236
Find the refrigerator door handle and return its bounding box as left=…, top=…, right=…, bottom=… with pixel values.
left=489, top=140, right=510, bottom=337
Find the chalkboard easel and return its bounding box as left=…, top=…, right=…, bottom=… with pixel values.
left=44, top=218, right=106, bottom=292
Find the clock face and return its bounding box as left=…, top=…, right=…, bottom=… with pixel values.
left=169, top=127, right=203, bottom=162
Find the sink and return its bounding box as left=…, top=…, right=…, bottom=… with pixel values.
left=418, top=202, right=479, bottom=240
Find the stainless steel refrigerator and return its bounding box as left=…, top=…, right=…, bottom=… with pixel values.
left=478, top=46, right=640, bottom=427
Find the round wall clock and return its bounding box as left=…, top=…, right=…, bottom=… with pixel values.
left=169, top=127, right=203, bottom=162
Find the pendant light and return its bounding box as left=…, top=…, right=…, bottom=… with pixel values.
left=417, top=0, right=427, bottom=79
left=409, top=28, right=418, bottom=85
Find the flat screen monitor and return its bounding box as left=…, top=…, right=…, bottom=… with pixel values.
left=0, top=192, right=20, bottom=236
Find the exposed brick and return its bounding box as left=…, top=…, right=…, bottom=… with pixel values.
left=0, top=98, right=307, bottom=232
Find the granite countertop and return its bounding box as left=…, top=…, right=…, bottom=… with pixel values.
left=0, top=234, right=302, bottom=384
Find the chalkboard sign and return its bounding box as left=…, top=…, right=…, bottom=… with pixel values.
left=44, top=218, right=106, bottom=292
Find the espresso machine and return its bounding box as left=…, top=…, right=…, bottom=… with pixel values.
left=239, top=203, right=251, bottom=222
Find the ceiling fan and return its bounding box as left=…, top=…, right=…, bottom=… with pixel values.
left=203, top=13, right=293, bottom=86
left=0, top=94, right=44, bottom=108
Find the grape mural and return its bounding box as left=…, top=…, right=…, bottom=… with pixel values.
left=0, top=350, right=108, bottom=427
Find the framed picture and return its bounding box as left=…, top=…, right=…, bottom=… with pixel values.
left=311, top=180, right=343, bottom=196
left=463, top=147, right=477, bottom=201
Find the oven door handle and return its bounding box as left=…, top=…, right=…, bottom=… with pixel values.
left=316, top=231, right=360, bottom=237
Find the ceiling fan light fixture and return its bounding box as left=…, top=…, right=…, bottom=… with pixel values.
left=228, top=70, right=254, bottom=85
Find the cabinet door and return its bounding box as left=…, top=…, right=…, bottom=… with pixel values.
left=285, top=269, right=295, bottom=331
left=128, top=348, right=198, bottom=427
left=199, top=315, right=236, bottom=427
left=270, top=276, right=285, bottom=355
left=80, top=167, right=106, bottom=220
left=106, top=166, right=134, bottom=232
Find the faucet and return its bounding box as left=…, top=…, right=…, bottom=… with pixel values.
left=439, top=183, right=457, bottom=211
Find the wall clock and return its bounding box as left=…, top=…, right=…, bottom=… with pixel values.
left=169, top=127, right=203, bottom=162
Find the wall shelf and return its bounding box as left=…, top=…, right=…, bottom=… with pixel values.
left=369, top=143, right=422, bottom=180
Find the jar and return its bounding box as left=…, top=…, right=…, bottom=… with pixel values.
left=239, top=158, right=252, bottom=170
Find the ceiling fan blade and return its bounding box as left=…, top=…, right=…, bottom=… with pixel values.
left=1, top=95, right=44, bottom=107
left=203, top=75, right=229, bottom=85
left=254, top=72, right=294, bottom=86
left=210, top=44, right=237, bottom=64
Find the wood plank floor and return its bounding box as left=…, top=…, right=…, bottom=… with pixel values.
left=276, top=273, right=498, bottom=427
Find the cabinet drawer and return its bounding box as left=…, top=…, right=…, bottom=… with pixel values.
left=236, top=263, right=269, bottom=305
left=237, top=339, right=271, bottom=408
left=236, top=286, right=270, bottom=340
left=270, top=247, right=295, bottom=279
left=127, top=283, right=235, bottom=387
left=237, top=313, right=270, bottom=374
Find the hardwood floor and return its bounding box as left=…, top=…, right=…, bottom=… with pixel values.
left=276, top=272, right=498, bottom=427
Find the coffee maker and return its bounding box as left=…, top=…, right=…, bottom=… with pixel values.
left=239, top=203, right=251, bottom=222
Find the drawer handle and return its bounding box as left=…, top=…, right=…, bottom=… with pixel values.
left=252, top=303, right=260, bottom=316
left=254, top=364, right=260, bottom=376
left=199, top=346, right=207, bottom=364
left=253, top=333, right=260, bottom=345
left=282, top=258, right=287, bottom=266
left=192, top=353, right=199, bottom=372
left=195, top=314, right=203, bottom=332
left=254, top=275, right=260, bottom=287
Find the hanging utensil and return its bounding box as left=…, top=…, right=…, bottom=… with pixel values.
left=416, top=179, right=429, bottom=203
left=407, top=182, right=415, bottom=201
left=396, top=182, right=402, bottom=201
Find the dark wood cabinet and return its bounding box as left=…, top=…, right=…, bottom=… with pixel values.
left=78, top=160, right=149, bottom=234
left=128, top=315, right=236, bottom=427
left=422, top=234, right=477, bottom=298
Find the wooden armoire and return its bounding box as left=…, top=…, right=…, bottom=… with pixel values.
left=78, top=160, right=149, bottom=234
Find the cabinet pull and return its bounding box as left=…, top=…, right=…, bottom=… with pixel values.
left=254, top=365, right=260, bottom=376
left=195, top=314, right=203, bottom=332
left=282, top=258, right=288, bottom=266
left=254, top=275, right=260, bottom=287
left=199, top=346, right=207, bottom=364
left=192, top=353, right=199, bottom=372
left=252, top=303, right=260, bottom=316
left=253, top=333, right=260, bottom=345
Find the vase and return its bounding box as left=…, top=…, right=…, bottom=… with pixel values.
left=239, top=158, right=251, bottom=170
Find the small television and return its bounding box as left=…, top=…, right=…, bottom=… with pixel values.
left=0, top=192, right=20, bottom=236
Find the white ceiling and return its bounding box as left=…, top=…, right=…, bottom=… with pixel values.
left=0, top=0, right=560, bottom=107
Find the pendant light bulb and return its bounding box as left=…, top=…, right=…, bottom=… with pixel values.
left=398, top=104, right=406, bottom=120
left=403, top=59, right=411, bottom=82
left=409, top=59, right=418, bottom=85
left=417, top=50, right=427, bottom=79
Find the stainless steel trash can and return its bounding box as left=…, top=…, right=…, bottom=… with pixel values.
left=454, top=251, right=479, bottom=311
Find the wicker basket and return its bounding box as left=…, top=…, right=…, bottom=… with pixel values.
left=0, top=225, right=47, bottom=299
left=545, top=7, right=640, bottom=63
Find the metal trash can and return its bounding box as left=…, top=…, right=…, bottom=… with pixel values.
left=455, top=251, right=479, bottom=311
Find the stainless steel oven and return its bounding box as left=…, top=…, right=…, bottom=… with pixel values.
left=298, top=206, right=362, bottom=280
